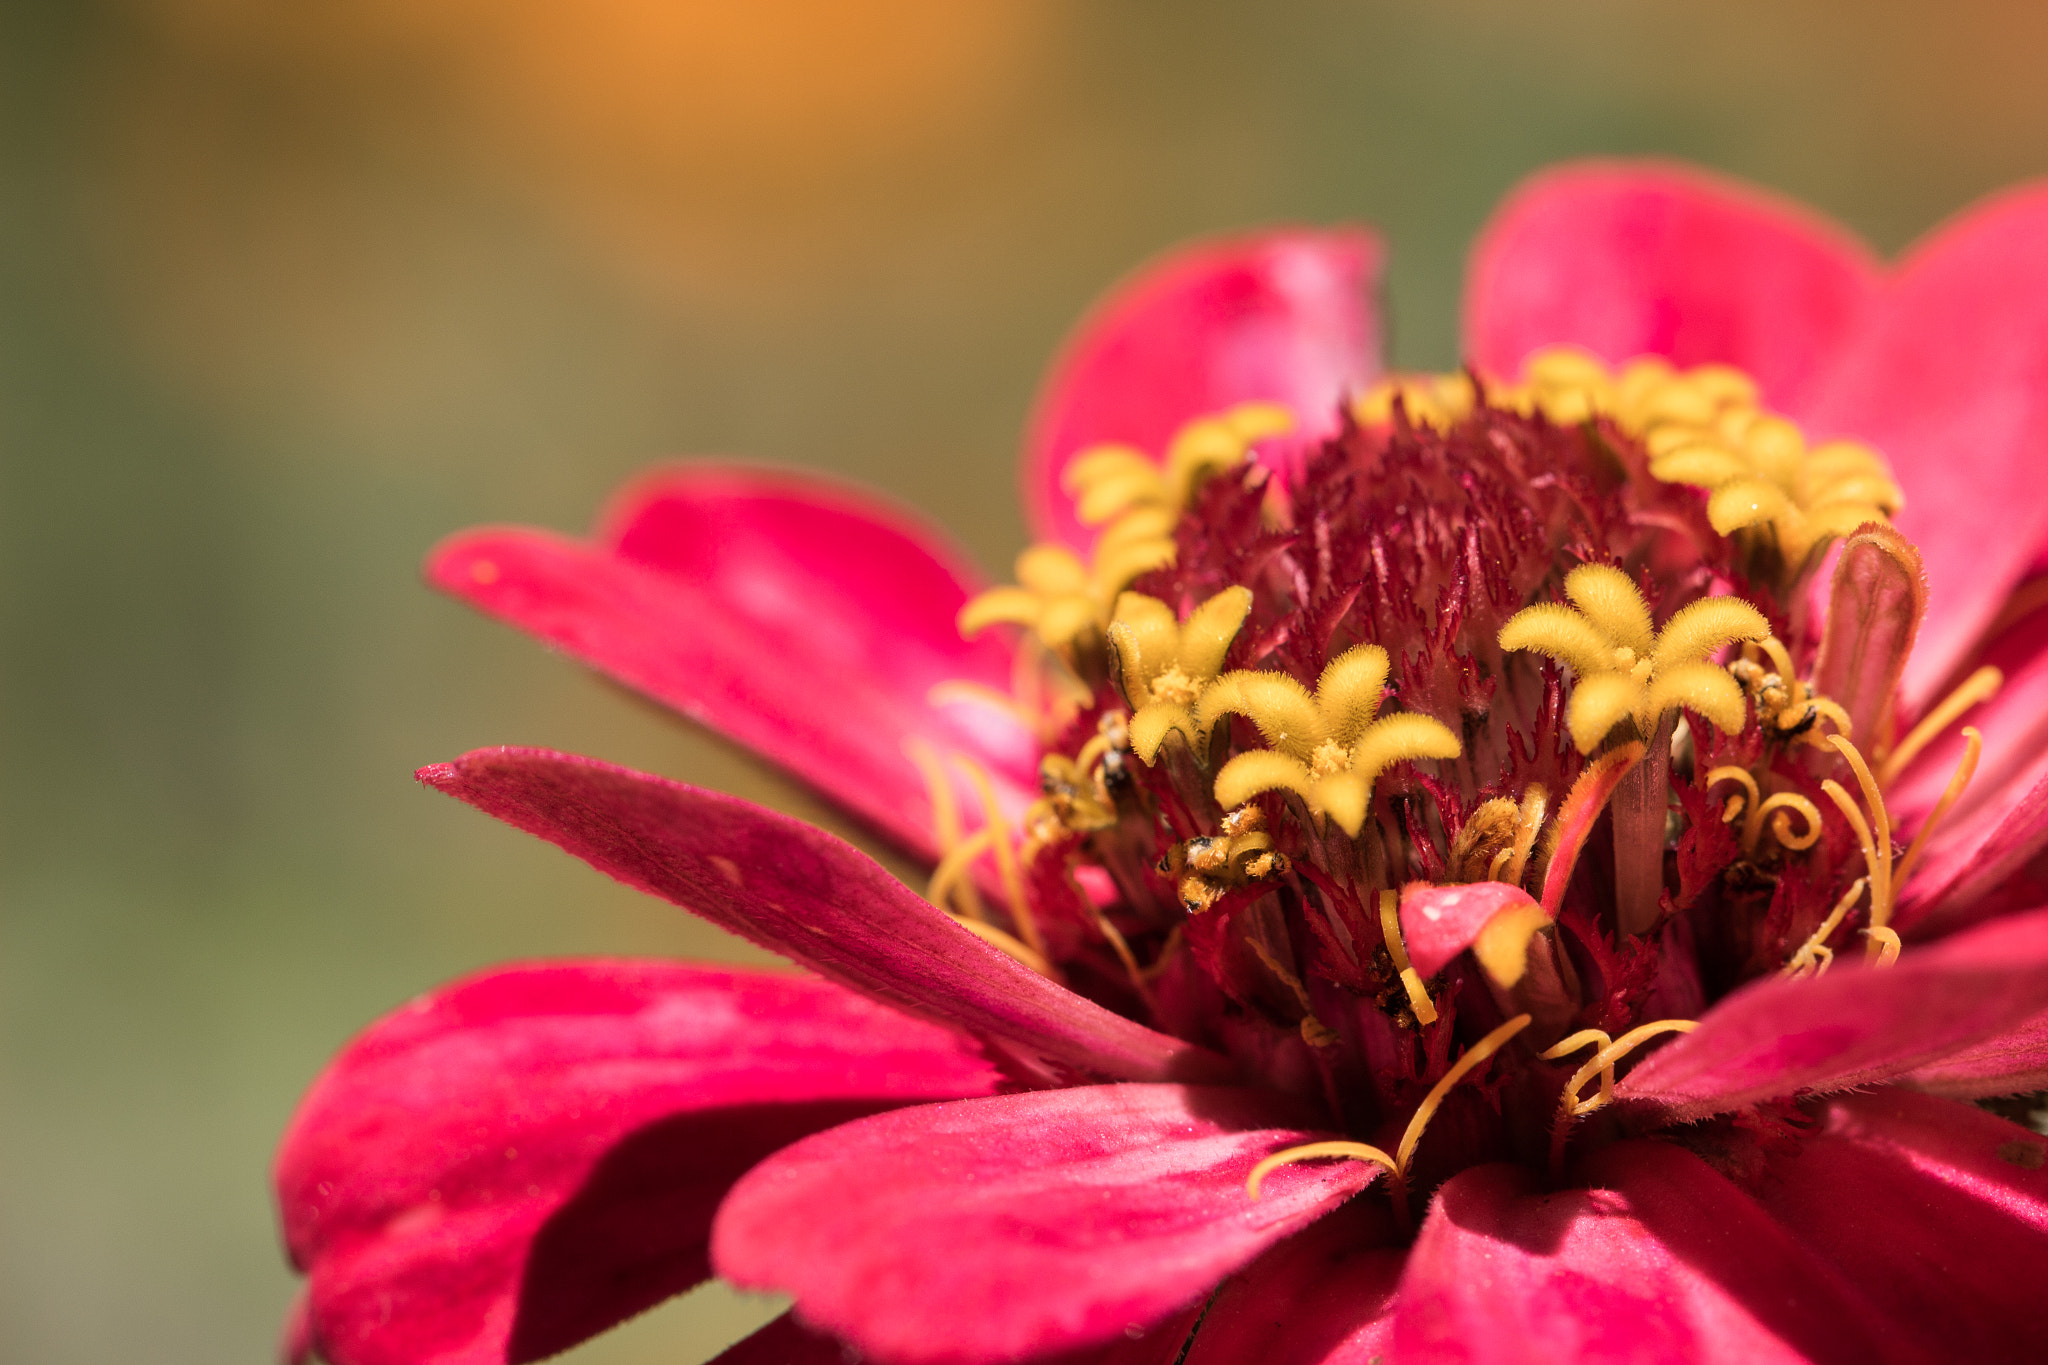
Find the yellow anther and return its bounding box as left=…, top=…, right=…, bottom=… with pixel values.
left=967, top=404, right=1280, bottom=655
left=1782, top=878, right=1869, bottom=979
left=1876, top=665, right=2003, bottom=787
left=1204, top=645, right=1462, bottom=835
left=1107, top=587, right=1254, bottom=763
left=1352, top=372, right=1477, bottom=431
left=959, top=532, right=1176, bottom=654
left=1728, top=637, right=1853, bottom=750
left=1062, top=402, right=1294, bottom=527
left=1505, top=786, right=1548, bottom=888
left=1249, top=1013, right=1533, bottom=1230
left=1704, top=766, right=1824, bottom=856
left=1500, top=564, right=1767, bottom=754
left=1389, top=347, right=1901, bottom=569
left=1378, top=890, right=1439, bottom=1026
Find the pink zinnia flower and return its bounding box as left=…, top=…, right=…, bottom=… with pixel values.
left=277, top=162, right=2048, bottom=1365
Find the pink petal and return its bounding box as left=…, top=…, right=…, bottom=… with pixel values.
left=1022, top=230, right=1383, bottom=550
left=1182, top=1202, right=1403, bottom=1365
left=420, top=747, right=1231, bottom=1086
left=1391, top=1145, right=1908, bottom=1365
left=1466, top=160, right=1880, bottom=413
left=1401, top=881, right=1542, bottom=979
left=1894, top=764, right=2048, bottom=937
left=277, top=960, right=1000, bottom=1365
left=1803, top=182, right=2048, bottom=707
left=1759, top=1090, right=2048, bottom=1362
left=711, top=1084, right=1371, bottom=1365
left=1617, top=906, right=2048, bottom=1121
left=426, top=465, right=1038, bottom=862
left=1899, top=1003, right=2048, bottom=1097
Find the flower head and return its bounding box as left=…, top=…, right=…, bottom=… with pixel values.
left=279, top=165, right=2048, bottom=1365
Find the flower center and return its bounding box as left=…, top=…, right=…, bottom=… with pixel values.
left=941, top=347, right=2000, bottom=1223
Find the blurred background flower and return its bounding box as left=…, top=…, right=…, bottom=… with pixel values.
left=6, top=2, right=2048, bottom=1361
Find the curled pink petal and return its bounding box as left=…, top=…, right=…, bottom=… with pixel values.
left=420, top=747, right=1231, bottom=1085
left=1023, top=230, right=1383, bottom=549
left=1760, top=1091, right=2048, bottom=1361
left=277, top=960, right=999, bottom=1365
left=711, top=1084, right=1371, bottom=1365
left=1618, top=906, right=2048, bottom=1121
left=427, top=465, right=1037, bottom=862
left=1804, top=181, right=2048, bottom=707
left=1401, top=881, right=1542, bottom=979
left=1466, top=160, right=1879, bottom=412
left=1182, top=1202, right=1403, bottom=1365
left=1391, top=1145, right=1908, bottom=1365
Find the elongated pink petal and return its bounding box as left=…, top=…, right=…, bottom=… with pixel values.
left=1899, top=1004, right=2048, bottom=1097
left=1804, top=182, right=2048, bottom=707
left=1391, top=1145, right=1911, bottom=1365
left=277, top=961, right=1000, bottom=1365
left=711, top=1084, right=1371, bottom=1365
left=1183, top=1203, right=1403, bottom=1365
left=1466, top=161, right=1880, bottom=412
left=1401, top=881, right=1541, bottom=978
left=420, top=748, right=1231, bottom=1085
left=1617, top=906, right=2048, bottom=1121
left=1023, top=230, right=1383, bottom=549
left=1760, top=1091, right=2048, bottom=1362
left=427, top=466, right=1037, bottom=862
left=1895, top=764, right=2048, bottom=937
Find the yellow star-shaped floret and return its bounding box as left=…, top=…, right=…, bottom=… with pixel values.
left=1196, top=645, right=1462, bottom=836
left=958, top=403, right=1292, bottom=653
left=1105, top=587, right=1254, bottom=762
left=1498, top=563, right=1769, bottom=756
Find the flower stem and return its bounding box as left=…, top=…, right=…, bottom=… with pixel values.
left=1611, top=712, right=1674, bottom=936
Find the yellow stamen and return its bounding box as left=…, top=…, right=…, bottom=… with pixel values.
left=1499, top=565, right=1767, bottom=754
left=1245, top=1140, right=1400, bottom=1203
left=1863, top=926, right=1902, bottom=967
left=910, top=740, right=988, bottom=922
left=1704, top=766, right=1824, bottom=855
left=1558, top=1019, right=1699, bottom=1118
left=1547, top=1018, right=1698, bottom=1177
left=1876, top=665, right=2002, bottom=786
left=1397, top=1014, right=1535, bottom=1175
left=1246, top=1013, right=1533, bottom=1229
left=1822, top=734, right=1893, bottom=931
left=1378, top=890, right=1438, bottom=1026
left=926, top=828, right=994, bottom=921
left=957, top=756, right=1046, bottom=960
left=1781, top=878, right=1869, bottom=979
left=926, top=680, right=1044, bottom=735
left=1893, top=726, right=1983, bottom=890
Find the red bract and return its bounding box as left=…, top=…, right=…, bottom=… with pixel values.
left=278, top=164, right=2048, bottom=1365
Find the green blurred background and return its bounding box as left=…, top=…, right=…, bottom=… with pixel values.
left=6, top=1, right=2048, bottom=1360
